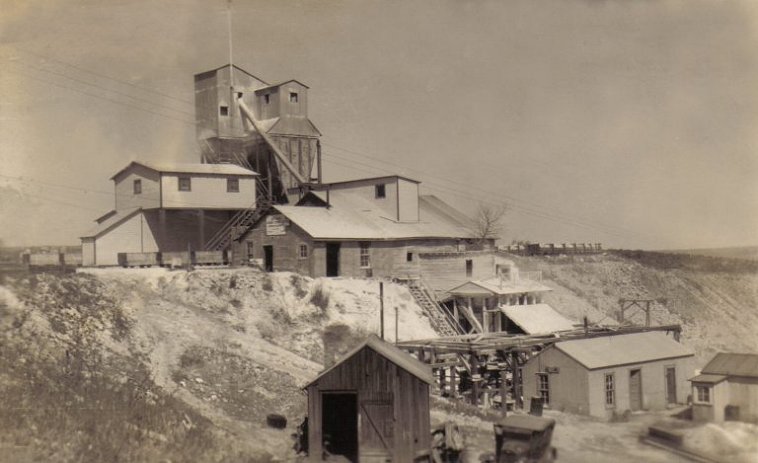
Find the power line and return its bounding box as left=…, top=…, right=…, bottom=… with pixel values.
left=15, top=47, right=195, bottom=106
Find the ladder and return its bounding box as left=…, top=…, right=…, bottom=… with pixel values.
left=407, top=281, right=464, bottom=337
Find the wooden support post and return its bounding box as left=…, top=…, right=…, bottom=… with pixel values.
left=450, top=366, right=457, bottom=399
left=511, top=351, right=522, bottom=409
left=645, top=300, right=651, bottom=327
left=500, top=368, right=508, bottom=416
left=470, top=354, right=479, bottom=406
left=380, top=282, right=385, bottom=340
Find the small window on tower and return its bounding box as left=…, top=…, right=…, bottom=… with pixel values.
left=264, top=94, right=270, bottom=104
left=178, top=177, right=191, bottom=192
left=219, top=105, right=229, bottom=116
left=289, top=92, right=298, bottom=103
left=407, top=252, right=413, bottom=262
left=236, top=92, right=243, bottom=99
left=375, top=184, right=386, bottom=199
left=133, top=179, right=142, bottom=194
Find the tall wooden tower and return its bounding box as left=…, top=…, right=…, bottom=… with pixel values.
left=194, top=65, right=321, bottom=203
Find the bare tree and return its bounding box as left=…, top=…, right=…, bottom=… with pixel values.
left=469, top=204, right=507, bottom=245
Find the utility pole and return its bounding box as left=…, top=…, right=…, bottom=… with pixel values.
left=379, top=281, right=385, bottom=340
left=395, top=306, right=399, bottom=344
left=618, top=298, right=667, bottom=326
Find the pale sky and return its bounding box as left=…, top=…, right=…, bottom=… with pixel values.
left=1, top=0, right=757, bottom=249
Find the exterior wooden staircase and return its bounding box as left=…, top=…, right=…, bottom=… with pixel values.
left=203, top=199, right=271, bottom=251
left=407, top=280, right=464, bottom=337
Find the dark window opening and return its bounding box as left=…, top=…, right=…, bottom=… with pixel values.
left=289, top=92, right=298, bottom=103
left=407, top=252, right=413, bottom=262
left=264, top=94, right=270, bottom=104
left=178, top=177, right=191, bottom=192
left=465, top=259, right=473, bottom=277
left=375, top=183, right=386, bottom=199
left=219, top=105, right=229, bottom=116
left=236, top=92, right=243, bottom=99
left=133, top=179, right=142, bottom=194
left=227, top=177, right=239, bottom=192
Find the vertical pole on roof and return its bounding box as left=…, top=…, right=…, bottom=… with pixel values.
left=227, top=0, right=234, bottom=88
left=379, top=281, right=385, bottom=340
left=645, top=300, right=651, bottom=327
left=317, top=140, right=323, bottom=184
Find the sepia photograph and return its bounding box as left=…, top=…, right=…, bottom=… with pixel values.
left=1, top=0, right=757, bottom=461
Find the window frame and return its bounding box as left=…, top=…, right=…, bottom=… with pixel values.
left=605, top=373, right=616, bottom=407
left=227, top=177, right=240, bottom=193
left=289, top=92, right=298, bottom=103
left=465, top=259, right=473, bottom=277
left=219, top=105, right=229, bottom=116
left=264, top=94, right=270, bottom=104
left=246, top=241, right=254, bottom=260
left=298, top=244, right=308, bottom=259
left=359, top=241, right=371, bottom=269
left=537, top=372, right=550, bottom=405
left=406, top=252, right=413, bottom=262
left=375, top=183, right=386, bottom=199
left=178, top=176, right=191, bottom=192
left=694, top=385, right=711, bottom=404
left=133, top=179, right=142, bottom=195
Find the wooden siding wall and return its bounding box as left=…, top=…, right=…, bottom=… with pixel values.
left=692, top=381, right=730, bottom=422
left=419, top=253, right=509, bottom=292
left=114, top=165, right=161, bottom=211
left=93, top=212, right=158, bottom=266
left=241, top=213, right=315, bottom=274
left=160, top=174, right=255, bottom=209
left=396, top=179, right=419, bottom=222
left=270, top=136, right=317, bottom=189
left=524, top=349, right=695, bottom=419
left=727, top=378, right=758, bottom=422
left=523, top=347, right=590, bottom=415
left=307, top=347, right=431, bottom=462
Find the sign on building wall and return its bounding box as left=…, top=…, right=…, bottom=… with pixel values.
left=266, top=215, right=289, bottom=236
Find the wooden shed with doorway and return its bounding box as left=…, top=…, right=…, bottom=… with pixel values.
left=305, top=335, right=433, bottom=462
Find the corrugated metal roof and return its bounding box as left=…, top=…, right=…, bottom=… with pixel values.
left=688, top=373, right=728, bottom=384
left=501, top=304, right=576, bottom=334
left=554, top=331, right=694, bottom=370
left=305, top=335, right=433, bottom=387
left=80, top=207, right=141, bottom=238
left=448, top=277, right=553, bottom=296
left=111, top=161, right=258, bottom=179
left=701, top=353, right=758, bottom=378
left=273, top=193, right=476, bottom=240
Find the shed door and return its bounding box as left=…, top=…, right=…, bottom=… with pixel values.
left=629, top=369, right=642, bottom=411
left=360, top=399, right=394, bottom=459
left=665, top=367, right=677, bottom=404
left=322, top=393, right=358, bottom=462
left=263, top=245, right=273, bottom=272
left=326, top=242, right=340, bottom=277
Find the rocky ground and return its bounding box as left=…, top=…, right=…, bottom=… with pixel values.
left=0, top=251, right=756, bottom=461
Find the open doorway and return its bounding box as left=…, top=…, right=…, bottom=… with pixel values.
left=322, top=392, right=358, bottom=462
left=263, top=245, right=273, bottom=272
left=326, top=242, right=340, bottom=277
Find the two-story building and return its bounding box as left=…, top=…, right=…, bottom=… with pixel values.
left=81, top=161, right=257, bottom=266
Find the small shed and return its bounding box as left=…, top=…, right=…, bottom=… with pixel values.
left=305, top=335, right=433, bottom=462
left=690, top=352, right=758, bottom=423
left=522, top=332, right=694, bottom=419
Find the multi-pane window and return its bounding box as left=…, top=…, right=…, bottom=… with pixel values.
left=605, top=373, right=615, bottom=406
left=537, top=373, right=550, bottom=405
left=133, top=179, right=142, bottom=194
left=178, top=177, right=191, bottom=191
left=375, top=184, right=386, bottom=199
left=407, top=252, right=413, bottom=262
left=359, top=242, right=371, bottom=268
left=246, top=241, right=254, bottom=260
left=695, top=385, right=711, bottom=403
left=299, top=244, right=308, bottom=259
left=227, top=177, right=239, bottom=193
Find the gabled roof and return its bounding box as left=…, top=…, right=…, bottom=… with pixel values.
left=501, top=304, right=576, bottom=334
left=254, top=79, right=310, bottom=91
left=305, top=335, right=433, bottom=388
left=111, top=161, right=258, bottom=180
left=271, top=193, right=476, bottom=240
left=701, top=353, right=758, bottom=378
left=194, top=64, right=269, bottom=84
left=81, top=207, right=141, bottom=239
left=310, top=175, right=421, bottom=189
left=448, top=277, right=552, bottom=296
left=553, top=331, right=694, bottom=370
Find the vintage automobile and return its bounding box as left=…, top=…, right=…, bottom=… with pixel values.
left=493, top=415, right=557, bottom=463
